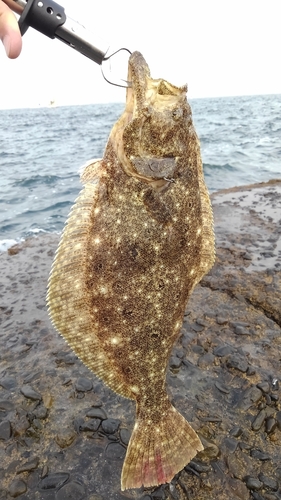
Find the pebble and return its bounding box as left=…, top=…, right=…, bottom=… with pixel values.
left=215, top=381, right=230, bottom=394
left=169, top=356, right=182, bottom=369
left=86, top=407, right=107, bottom=420
left=226, top=354, right=248, bottom=373
left=75, top=377, right=93, bottom=392
left=265, top=417, right=277, bottom=434
left=120, top=428, right=131, bottom=446
left=188, top=461, right=212, bottom=473
left=0, top=400, right=14, bottom=411
left=252, top=409, right=267, bottom=431
left=9, top=479, right=27, bottom=498
left=220, top=437, right=238, bottom=454
left=190, top=322, right=205, bottom=332
left=198, top=353, right=215, bottom=369
left=239, top=386, right=263, bottom=411
left=244, top=476, right=263, bottom=491
left=105, top=442, right=126, bottom=460
left=101, top=418, right=120, bottom=434
left=17, top=457, right=39, bottom=473
left=197, top=436, right=219, bottom=461
left=38, top=472, right=69, bottom=490
left=20, top=385, right=42, bottom=401
left=216, top=316, right=228, bottom=325
left=0, top=420, right=11, bottom=440
left=257, top=382, right=270, bottom=394
left=81, top=419, right=100, bottom=432
left=55, top=429, right=76, bottom=448
left=258, top=473, right=279, bottom=491
left=32, top=406, right=48, bottom=419
left=229, top=427, right=243, bottom=438
left=213, top=345, right=234, bottom=357
left=250, top=449, right=271, bottom=461
left=0, top=377, right=17, bottom=390
left=234, top=326, right=250, bottom=335
left=276, top=411, right=281, bottom=430
left=56, top=481, right=86, bottom=500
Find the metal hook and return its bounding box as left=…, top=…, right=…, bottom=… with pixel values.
left=101, top=48, right=132, bottom=88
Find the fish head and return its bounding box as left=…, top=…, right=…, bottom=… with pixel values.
left=111, top=52, right=194, bottom=187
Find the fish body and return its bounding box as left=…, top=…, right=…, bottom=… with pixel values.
left=47, top=52, right=215, bottom=490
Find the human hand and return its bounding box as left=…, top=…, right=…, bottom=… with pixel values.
left=0, top=0, right=22, bottom=58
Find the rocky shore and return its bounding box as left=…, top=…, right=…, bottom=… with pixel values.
left=0, top=180, right=280, bottom=500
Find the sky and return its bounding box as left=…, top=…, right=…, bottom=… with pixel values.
left=1, top=0, right=281, bottom=108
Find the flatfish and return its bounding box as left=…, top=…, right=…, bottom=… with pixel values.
left=47, top=51, right=215, bottom=490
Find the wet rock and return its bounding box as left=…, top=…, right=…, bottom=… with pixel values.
left=198, top=353, right=215, bottom=368
left=56, top=481, right=86, bottom=500
left=188, top=461, right=212, bottom=473
left=0, top=400, right=14, bottom=411
left=101, top=418, right=120, bottom=434
left=17, top=457, right=39, bottom=473
left=169, top=356, right=182, bottom=369
left=20, top=385, right=42, bottom=401
left=55, top=429, right=76, bottom=448
left=86, top=407, right=107, bottom=420
left=238, top=386, right=263, bottom=410
left=105, top=442, right=126, bottom=460
left=9, top=479, right=27, bottom=497
left=120, top=428, right=131, bottom=446
left=220, top=437, right=238, bottom=454
left=250, top=449, right=271, bottom=461
left=228, top=477, right=250, bottom=500
left=215, top=381, right=230, bottom=394
left=257, top=382, right=270, bottom=393
left=75, top=377, right=93, bottom=392
left=0, top=420, right=11, bottom=440
left=226, top=450, right=252, bottom=480
left=81, top=419, right=100, bottom=432
left=216, top=316, right=228, bottom=325
left=258, top=473, right=279, bottom=491
left=197, top=436, right=219, bottom=461
left=265, top=417, right=277, bottom=434
left=0, top=377, right=17, bottom=390
left=276, top=411, right=281, bottom=430
left=252, top=409, right=267, bottom=431
left=213, top=345, right=234, bottom=357
left=229, top=427, right=243, bottom=438
left=244, top=476, right=263, bottom=491
left=38, top=472, right=69, bottom=490
left=32, top=406, right=48, bottom=419
left=226, top=354, right=248, bottom=373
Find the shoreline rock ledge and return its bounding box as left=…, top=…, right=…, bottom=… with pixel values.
left=0, top=179, right=280, bottom=500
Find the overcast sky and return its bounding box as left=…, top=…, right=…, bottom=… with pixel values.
left=1, top=0, right=281, bottom=108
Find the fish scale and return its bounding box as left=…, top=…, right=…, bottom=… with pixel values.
left=47, top=51, right=215, bottom=490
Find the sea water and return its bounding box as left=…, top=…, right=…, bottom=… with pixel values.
left=0, top=94, right=280, bottom=249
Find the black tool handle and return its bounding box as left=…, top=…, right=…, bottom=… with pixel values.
left=19, top=0, right=66, bottom=38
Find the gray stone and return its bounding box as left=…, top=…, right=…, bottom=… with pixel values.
left=16, top=457, right=39, bottom=473
left=250, top=449, right=271, bottom=461
left=0, top=400, right=14, bottom=411
left=20, top=385, right=42, bottom=401
left=226, top=354, right=248, bottom=373
left=252, top=409, right=267, bottom=431
left=258, top=474, right=278, bottom=491
left=120, top=428, right=131, bottom=446
left=56, top=481, right=85, bottom=500
left=105, top=442, right=126, bottom=460
left=101, top=418, right=120, bottom=434
left=0, top=420, right=11, bottom=440
left=244, top=476, right=263, bottom=491
left=86, top=407, right=107, bottom=420
left=38, top=472, right=69, bottom=490
left=75, top=377, right=93, bottom=392
left=215, top=381, right=230, bottom=394
left=81, top=419, right=100, bottom=432
left=213, top=345, right=234, bottom=357
left=265, top=417, right=277, bottom=434
left=9, top=479, right=27, bottom=497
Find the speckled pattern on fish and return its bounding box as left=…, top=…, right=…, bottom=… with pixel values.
left=47, top=51, right=215, bottom=490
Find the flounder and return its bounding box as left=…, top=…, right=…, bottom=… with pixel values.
left=47, top=51, right=215, bottom=490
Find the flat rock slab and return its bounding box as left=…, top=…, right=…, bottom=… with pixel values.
left=0, top=180, right=280, bottom=500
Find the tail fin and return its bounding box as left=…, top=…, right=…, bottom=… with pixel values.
left=121, top=403, right=203, bottom=490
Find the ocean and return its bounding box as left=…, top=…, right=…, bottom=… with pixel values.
left=0, top=94, right=280, bottom=250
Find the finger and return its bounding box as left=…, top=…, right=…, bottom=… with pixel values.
left=0, top=1, right=22, bottom=58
